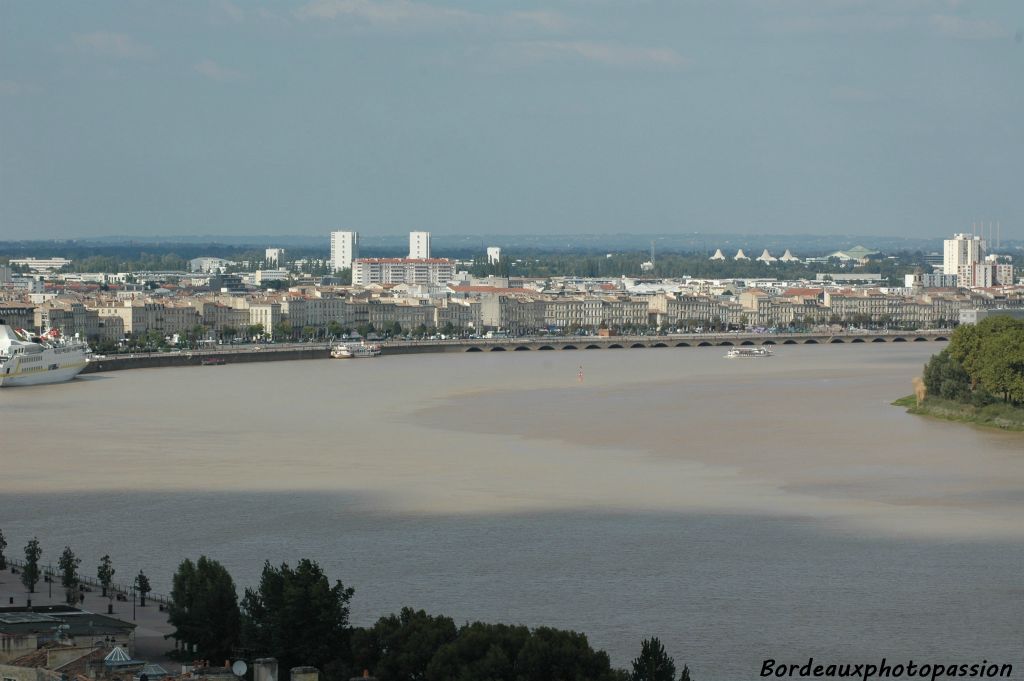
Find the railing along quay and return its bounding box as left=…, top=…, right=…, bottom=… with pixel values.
left=4, top=556, right=171, bottom=606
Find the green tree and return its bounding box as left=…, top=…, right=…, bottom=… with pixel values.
left=58, top=546, right=81, bottom=605
left=97, top=555, right=115, bottom=597
left=631, top=637, right=676, bottom=681
left=977, top=328, right=1024, bottom=404
left=679, top=665, right=693, bottom=681
left=327, top=321, right=344, bottom=338
left=945, top=316, right=1024, bottom=403
left=22, top=537, right=41, bottom=593
left=922, top=349, right=971, bottom=402
left=0, top=528, right=7, bottom=570
left=352, top=608, right=458, bottom=681
left=247, top=324, right=265, bottom=340
left=422, top=621, right=624, bottom=681
left=273, top=321, right=293, bottom=341
left=516, top=626, right=620, bottom=681
left=241, top=559, right=355, bottom=674
left=424, top=622, right=528, bottom=681
left=169, top=556, right=241, bottom=661
left=135, top=570, right=152, bottom=607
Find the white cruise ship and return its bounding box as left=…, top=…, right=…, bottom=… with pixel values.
left=0, top=321, right=91, bottom=387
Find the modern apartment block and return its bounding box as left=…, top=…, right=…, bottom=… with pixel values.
left=330, top=231, right=359, bottom=271
left=265, top=248, right=286, bottom=266
left=409, top=231, right=431, bottom=259
left=943, top=233, right=984, bottom=278
left=352, top=258, right=455, bottom=286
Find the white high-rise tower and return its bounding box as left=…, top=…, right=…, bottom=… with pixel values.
left=330, top=231, right=359, bottom=271
left=943, top=233, right=984, bottom=278
left=409, top=231, right=431, bottom=259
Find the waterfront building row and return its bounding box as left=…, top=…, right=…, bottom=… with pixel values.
left=5, top=281, right=1024, bottom=344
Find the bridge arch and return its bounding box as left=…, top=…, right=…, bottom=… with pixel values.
left=585, top=344, right=601, bottom=350
left=653, top=342, right=668, bottom=348
left=490, top=346, right=506, bottom=351
left=562, top=344, right=577, bottom=350
left=913, top=337, right=927, bottom=342
left=892, top=337, right=907, bottom=343
left=741, top=340, right=755, bottom=346
left=830, top=338, right=845, bottom=343
left=851, top=338, right=865, bottom=343
left=804, top=339, right=819, bottom=344
left=872, top=338, right=886, bottom=343
left=935, top=336, right=948, bottom=342
left=630, top=343, right=646, bottom=348
left=718, top=341, right=734, bottom=346
left=783, top=339, right=797, bottom=345
left=608, top=343, right=624, bottom=349
left=466, top=347, right=483, bottom=352
left=538, top=345, right=555, bottom=351
left=513, top=346, right=531, bottom=351
left=675, top=342, right=691, bottom=347
left=762, top=340, right=776, bottom=345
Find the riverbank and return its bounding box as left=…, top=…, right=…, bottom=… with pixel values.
left=893, top=395, right=1024, bottom=431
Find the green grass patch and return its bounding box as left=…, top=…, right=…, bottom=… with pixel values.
left=895, top=395, right=1024, bottom=432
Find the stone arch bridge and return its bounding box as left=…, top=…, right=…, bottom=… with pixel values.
left=380, top=330, right=950, bottom=355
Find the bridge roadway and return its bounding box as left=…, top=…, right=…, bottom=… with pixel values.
left=82, top=330, right=950, bottom=372
left=379, top=330, right=950, bottom=354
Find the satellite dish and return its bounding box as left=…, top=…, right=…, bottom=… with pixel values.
left=232, top=661, right=248, bottom=677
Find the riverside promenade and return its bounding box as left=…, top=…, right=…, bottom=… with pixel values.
left=82, top=329, right=951, bottom=373
left=0, top=565, right=178, bottom=668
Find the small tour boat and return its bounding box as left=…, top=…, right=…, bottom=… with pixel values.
left=725, top=347, right=773, bottom=359
left=331, top=343, right=382, bottom=359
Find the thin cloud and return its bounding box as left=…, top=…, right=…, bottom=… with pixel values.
left=195, top=59, right=242, bottom=81
left=507, top=10, right=570, bottom=32
left=497, top=41, right=689, bottom=69
left=0, top=80, right=24, bottom=96
left=295, top=0, right=473, bottom=27
left=211, top=0, right=245, bottom=23
left=73, top=31, right=153, bottom=59
left=765, top=14, right=909, bottom=35
left=830, top=86, right=879, bottom=103
left=929, top=14, right=1009, bottom=40
left=295, top=0, right=568, bottom=34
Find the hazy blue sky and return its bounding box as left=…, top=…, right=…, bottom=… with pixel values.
left=1, top=0, right=1021, bottom=240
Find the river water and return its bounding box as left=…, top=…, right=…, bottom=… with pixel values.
left=2, top=344, right=1022, bottom=678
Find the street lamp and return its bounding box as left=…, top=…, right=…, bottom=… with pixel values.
left=132, top=585, right=136, bottom=621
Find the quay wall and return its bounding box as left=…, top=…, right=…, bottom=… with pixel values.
left=83, top=347, right=331, bottom=373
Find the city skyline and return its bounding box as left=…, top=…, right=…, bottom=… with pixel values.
left=1, top=1, right=1022, bottom=240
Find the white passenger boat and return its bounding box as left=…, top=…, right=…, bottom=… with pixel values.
left=0, top=321, right=91, bottom=386
left=725, top=346, right=773, bottom=359
left=331, top=342, right=382, bottom=359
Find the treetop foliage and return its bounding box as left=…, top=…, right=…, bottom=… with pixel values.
left=926, top=316, right=1024, bottom=405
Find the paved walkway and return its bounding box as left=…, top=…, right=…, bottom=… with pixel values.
left=0, top=566, right=180, bottom=671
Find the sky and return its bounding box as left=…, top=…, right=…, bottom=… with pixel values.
left=0, top=0, right=1021, bottom=240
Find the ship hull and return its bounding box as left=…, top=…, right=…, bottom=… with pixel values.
left=0, top=359, right=89, bottom=386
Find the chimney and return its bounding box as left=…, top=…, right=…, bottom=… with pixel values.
left=289, top=667, right=319, bottom=681
left=253, top=658, right=278, bottom=681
